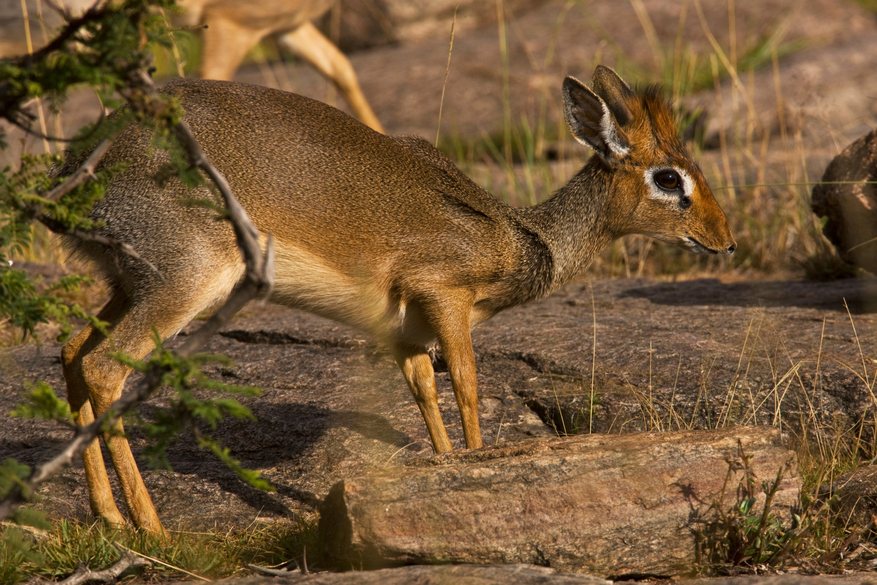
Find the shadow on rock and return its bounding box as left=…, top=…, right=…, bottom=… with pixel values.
left=147, top=400, right=414, bottom=512
left=620, top=278, right=877, bottom=313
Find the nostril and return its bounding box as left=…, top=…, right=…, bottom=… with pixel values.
left=727, top=243, right=737, bottom=254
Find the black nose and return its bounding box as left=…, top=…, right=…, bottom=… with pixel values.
left=727, top=243, right=737, bottom=254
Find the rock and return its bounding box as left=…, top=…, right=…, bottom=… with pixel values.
left=332, top=0, right=551, bottom=51
left=819, top=465, right=877, bottom=528
left=223, top=564, right=611, bottom=585
left=318, top=426, right=800, bottom=578
left=686, top=575, right=877, bottom=585
left=812, top=129, right=877, bottom=275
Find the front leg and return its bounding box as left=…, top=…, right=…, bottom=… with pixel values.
left=391, top=343, right=453, bottom=453
left=434, top=313, right=483, bottom=450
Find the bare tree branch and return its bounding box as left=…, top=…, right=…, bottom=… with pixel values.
left=35, top=213, right=162, bottom=278
left=0, top=69, right=274, bottom=523
left=27, top=552, right=152, bottom=585
left=44, top=139, right=113, bottom=202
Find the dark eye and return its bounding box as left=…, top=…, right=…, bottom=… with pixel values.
left=654, top=170, right=681, bottom=191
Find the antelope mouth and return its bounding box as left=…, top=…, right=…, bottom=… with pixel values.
left=684, top=236, right=720, bottom=255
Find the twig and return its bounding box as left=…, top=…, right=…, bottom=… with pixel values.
left=246, top=564, right=298, bottom=577
left=35, top=213, right=161, bottom=278
left=0, top=68, right=274, bottom=523
left=44, top=139, right=112, bottom=201
left=3, top=134, right=160, bottom=277
left=30, top=551, right=152, bottom=585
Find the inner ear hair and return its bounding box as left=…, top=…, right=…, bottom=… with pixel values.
left=591, top=65, right=634, bottom=127
left=562, top=76, right=630, bottom=161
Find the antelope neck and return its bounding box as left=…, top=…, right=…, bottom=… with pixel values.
left=521, top=160, right=619, bottom=289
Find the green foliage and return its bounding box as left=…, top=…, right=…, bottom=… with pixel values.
left=0, top=267, right=100, bottom=343
left=696, top=451, right=863, bottom=575
left=0, top=154, right=58, bottom=259
left=0, top=526, right=46, bottom=585
left=11, top=383, right=74, bottom=423
left=0, top=459, right=31, bottom=503
left=0, top=0, right=180, bottom=128
left=198, top=438, right=275, bottom=492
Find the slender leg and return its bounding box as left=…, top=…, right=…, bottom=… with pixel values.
left=392, top=343, right=453, bottom=453
left=436, top=322, right=483, bottom=450
left=64, top=286, right=213, bottom=537
left=199, top=15, right=265, bottom=81
left=421, top=294, right=483, bottom=451
left=62, top=293, right=129, bottom=527
left=277, top=22, right=385, bottom=133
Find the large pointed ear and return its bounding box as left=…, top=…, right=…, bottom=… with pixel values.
left=562, top=75, right=630, bottom=163
left=591, top=65, right=634, bottom=127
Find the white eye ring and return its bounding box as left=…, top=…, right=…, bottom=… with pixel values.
left=645, top=167, right=693, bottom=204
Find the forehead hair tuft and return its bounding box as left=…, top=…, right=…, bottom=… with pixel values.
left=626, top=83, right=687, bottom=160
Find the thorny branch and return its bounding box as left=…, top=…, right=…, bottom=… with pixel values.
left=35, top=212, right=161, bottom=277
left=44, top=139, right=113, bottom=202
left=0, top=3, right=113, bottom=122
left=7, top=139, right=161, bottom=275
left=0, top=70, right=275, bottom=523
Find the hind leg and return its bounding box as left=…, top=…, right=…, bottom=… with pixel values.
left=63, top=277, right=234, bottom=536
left=62, top=292, right=129, bottom=527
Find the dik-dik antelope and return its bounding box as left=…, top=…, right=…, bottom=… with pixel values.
left=60, top=66, right=735, bottom=535
left=177, top=0, right=384, bottom=132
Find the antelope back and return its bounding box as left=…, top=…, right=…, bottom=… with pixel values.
left=62, top=79, right=538, bottom=342
left=563, top=66, right=736, bottom=255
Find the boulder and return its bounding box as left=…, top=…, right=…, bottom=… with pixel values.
left=819, top=465, right=877, bottom=528
left=319, top=427, right=800, bottom=578
left=811, top=129, right=877, bottom=275
left=226, top=564, right=611, bottom=585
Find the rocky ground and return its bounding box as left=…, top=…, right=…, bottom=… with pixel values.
left=2, top=276, right=875, bottom=531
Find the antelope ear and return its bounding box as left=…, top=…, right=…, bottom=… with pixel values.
left=591, top=65, right=634, bottom=127
left=562, top=75, right=630, bottom=163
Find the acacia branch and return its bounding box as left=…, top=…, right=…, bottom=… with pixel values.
left=35, top=213, right=162, bottom=278
left=0, top=4, right=112, bottom=118
left=3, top=136, right=160, bottom=278
left=44, top=139, right=113, bottom=201
left=0, top=70, right=274, bottom=523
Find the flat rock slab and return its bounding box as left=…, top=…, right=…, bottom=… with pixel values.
left=318, top=427, right=799, bottom=577
left=189, top=570, right=877, bottom=585
left=0, top=277, right=874, bottom=531
left=224, top=564, right=611, bottom=585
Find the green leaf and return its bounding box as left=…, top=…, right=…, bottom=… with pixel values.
left=11, top=382, right=74, bottom=423
left=197, top=436, right=274, bottom=492
left=0, top=458, right=31, bottom=499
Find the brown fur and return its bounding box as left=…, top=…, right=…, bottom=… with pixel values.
left=60, top=66, right=735, bottom=535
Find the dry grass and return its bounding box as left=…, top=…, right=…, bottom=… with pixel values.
left=1, top=515, right=320, bottom=585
